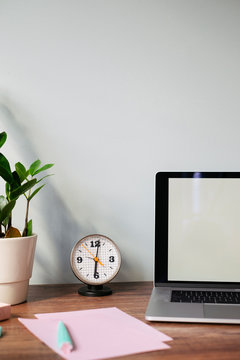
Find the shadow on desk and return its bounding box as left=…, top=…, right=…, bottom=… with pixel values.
left=27, top=284, right=81, bottom=302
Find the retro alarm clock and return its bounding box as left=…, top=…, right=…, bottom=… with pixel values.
left=70, top=234, right=121, bottom=296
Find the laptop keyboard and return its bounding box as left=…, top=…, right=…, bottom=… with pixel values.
left=171, top=290, right=240, bottom=304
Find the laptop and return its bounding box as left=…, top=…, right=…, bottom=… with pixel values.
left=145, top=172, right=240, bottom=324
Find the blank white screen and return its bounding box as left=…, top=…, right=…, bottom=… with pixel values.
left=168, top=178, right=240, bottom=282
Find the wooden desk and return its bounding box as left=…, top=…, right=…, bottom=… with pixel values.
left=1, top=282, right=240, bottom=359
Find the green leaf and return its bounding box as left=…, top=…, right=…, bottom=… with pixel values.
left=27, top=219, right=32, bottom=236
left=0, top=165, right=13, bottom=184
left=33, top=163, right=54, bottom=175
left=0, top=153, right=13, bottom=183
left=29, top=160, right=41, bottom=176
left=37, top=174, right=54, bottom=183
left=5, top=183, right=10, bottom=199
left=0, top=196, right=8, bottom=211
left=9, top=179, right=37, bottom=200
left=2, top=216, right=9, bottom=228
left=0, top=196, right=9, bottom=227
left=0, top=200, right=16, bottom=223
left=0, top=132, right=7, bottom=148
left=15, top=162, right=27, bottom=183
left=28, top=184, right=45, bottom=201
left=0, top=153, right=11, bottom=173
left=11, top=171, right=21, bottom=188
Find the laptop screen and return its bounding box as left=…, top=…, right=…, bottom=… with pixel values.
left=155, top=172, right=240, bottom=285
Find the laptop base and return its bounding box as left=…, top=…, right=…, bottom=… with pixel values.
left=145, top=287, right=240, bottom=324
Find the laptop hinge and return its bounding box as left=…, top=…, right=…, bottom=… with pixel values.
left=155, top=282, right=240, bottom=289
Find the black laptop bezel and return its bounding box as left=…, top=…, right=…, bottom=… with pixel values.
left=155, top=171, right=240, bottom=288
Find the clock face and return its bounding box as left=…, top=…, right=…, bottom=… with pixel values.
left=70, top=234, right=121, bottom=285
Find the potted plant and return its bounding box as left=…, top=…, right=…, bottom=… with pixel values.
left=0, top=131, right=54, bottom=305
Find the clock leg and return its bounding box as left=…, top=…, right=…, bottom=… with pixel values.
left=78, top=285, right=112, bottom=297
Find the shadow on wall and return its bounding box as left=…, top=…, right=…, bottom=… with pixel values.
left=0, top=98, right=97, bottom=283
left=36, top=184, right=98, bottom=283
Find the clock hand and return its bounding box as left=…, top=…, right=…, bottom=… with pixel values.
left=81, top=244, right=103, bottom=266
left=94, top=259, right=98, bottom=279
left=86, top=256, right=95, bottom=261
left=94, top=244, right=100, bottom=279
left=95, top=243, right=100, bottom=259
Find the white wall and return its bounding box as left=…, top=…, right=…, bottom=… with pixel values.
left=0, top=0, right=240, bottom=284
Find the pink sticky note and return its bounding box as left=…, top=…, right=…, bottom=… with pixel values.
left=0, top=303, right=11, bottom=321
left=19, top=307, right=172, bottom=360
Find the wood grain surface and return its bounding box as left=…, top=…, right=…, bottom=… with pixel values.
left=0, top=282, right=239, bottom=359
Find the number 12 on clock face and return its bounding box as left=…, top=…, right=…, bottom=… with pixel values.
left=70, top=235, right=121, bottom=286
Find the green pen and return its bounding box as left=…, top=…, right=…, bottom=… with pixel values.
left=57, top=321, right=73, bottom=354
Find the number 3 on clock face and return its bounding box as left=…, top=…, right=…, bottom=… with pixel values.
left=70, top=234, right=121, bottom=286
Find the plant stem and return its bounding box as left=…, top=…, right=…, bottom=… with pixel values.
left=23, top=198, right=30, bottom=237
left=23, top=186, right=32, bottom=237
left=7, top=183, right=12, bottom=231
left=7, top=213, right=12, bottom=230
